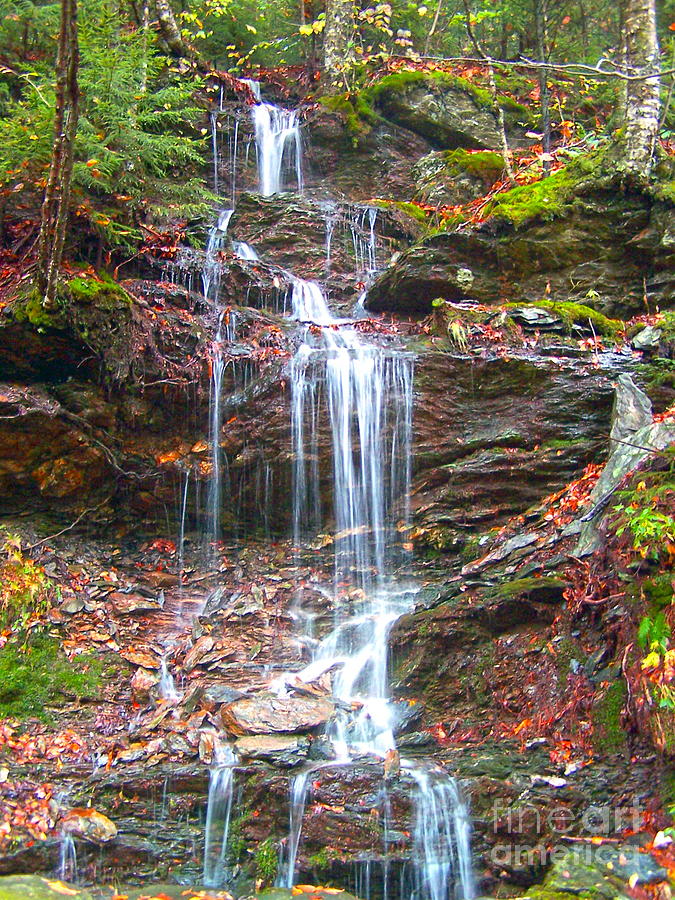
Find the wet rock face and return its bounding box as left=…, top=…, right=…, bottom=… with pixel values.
left=228, top=193, right=404, bottom=292
left=366, top=193, right=672, bottom=319
left=411, top=353, right=613, bottom=547
left=306, top=108, right=433, bottom=203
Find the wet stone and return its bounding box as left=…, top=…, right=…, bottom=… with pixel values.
left=220, top=693, right=335, bottom=735
left=60, top=808, right=118, bottom=844
left=234, top=733, right=311, bottom=767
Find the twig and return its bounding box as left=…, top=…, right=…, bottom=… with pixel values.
left=385, top=53, right=674, bottom=81
left=26, top=495, right=113, bottom=551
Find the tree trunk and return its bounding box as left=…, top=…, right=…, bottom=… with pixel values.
left=36, top=0, right=79, bottom=309
left=154, top=0, right=193, bottom=59
left=622, top=0, right=660, bottom=177
left=534, top=0, right=551, bottom=176
left=322, top=0, right=354, bottom=88
left=462, top=0, right=514, bottom=182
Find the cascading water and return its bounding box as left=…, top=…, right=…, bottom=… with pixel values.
left=245, top=81, right=303, bottom=196
left=275, top=278, right=474, bottom=899
left=199, top=80, right=473, bottom=900
left=203, top=740, right=237, bottom=887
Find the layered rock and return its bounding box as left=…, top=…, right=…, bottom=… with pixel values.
left=366, top=189, right=674, bottom=318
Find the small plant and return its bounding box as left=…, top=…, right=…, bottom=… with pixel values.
left=614, top=499, right=675, bottom=561
left=447, top=319, right=469, bottom=352
left=638, top=611, right=671, bottom=654
left=255, top=837, right=278, bottom=885
left=0, top=534, right=55, bottom=636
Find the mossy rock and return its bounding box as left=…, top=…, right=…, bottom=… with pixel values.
left=504, top=301, right=623, bottom=338
left=0, top=633, right=101, bottom=721
left=0, top=876, right=94, bottom=900
left=484, top=149, right=617, bottom=228
left=489, top=575, right=567, bottom=604
left=361, top=68, right=530, bottom=151
left=67, top=273, right=132, bottom=308
left=413, top=148, right=505, bottom=206
left=525, top=844, right=666, bottom=899
left=317, top=93, right=379, bottom=136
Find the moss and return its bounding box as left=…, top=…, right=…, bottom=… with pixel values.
left=504, top=300, right=623, bottom=338
left=11, top=289, right=67, bottom=331
left=0, top=633, right=101, bottom=721
left=307, top=847, right=332, bottom=870
left=318, top=95, right=367, bottom=136
left=592, top=680, right=628, bottom=754
left=636, top=359, right=675, bottom=392
left=553, top=636, right=587, bottom=681
left=255, top=838, right=278, bottom=885
left=491, top=575, right=567, bottom=602
left=643, top=575, right=674, bottom=610
left=364, top=69, right=529, bottom=122
left=11, top=274, right=131, bottom=334
left=443, top=148, right=505, bottom=181
left=227, top=814, right=249, bottom=862
left=372, top=198, right=431, bottom=225
left=654, top=181, right=675, bottom=204
left=486, top=167, right=579, bottom=226
left=484, top=149, right=613, bottom=228
left=67, top=273, right=132, bottom=308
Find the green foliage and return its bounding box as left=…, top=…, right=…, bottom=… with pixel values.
left=638, top=612, right=670, bottom=653
left=614, top=494, right=675, bottom=562
left=308, top=847, right=332, bottom=870
left=0, top=533, right=54, bottom=635
left=0, top=0, right=214, bottom=251
left=0, top=633, right=100, bottom=721
left=254, top=838, right=278, bottom=884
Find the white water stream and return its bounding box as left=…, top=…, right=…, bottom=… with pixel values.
left=200, top=80, right=474, bottom=900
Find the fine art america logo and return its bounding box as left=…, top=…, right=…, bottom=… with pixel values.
left=490, top=802, right=646, bottom=867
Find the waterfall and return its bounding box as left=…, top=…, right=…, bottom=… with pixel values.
left=244, top=80, right=303, bottom=196
left=203, top=740, right=237, bottom=887
left=202, top=209, right=233, bottom=303
left=277, top=263, right=473, bottom=900
left=196, top=85, right=473, bottom=900
left=57, top=832, right=77, bottom=882
left=289, top=278, right=413, bottom=593
left=233, top=240, right=259, bottom=261
left=159, top=652, right=180, bottom=702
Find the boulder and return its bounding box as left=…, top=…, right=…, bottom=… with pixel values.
left=366, top=190, right=672, bottom=319
left=632, top=324, right=663, bottom=352
left=413, top=149, right=505, bottom=207
left=59, top=808, right=117, bottom=844
left=372, top=74, right=529, bottom=151
left=523, top=844, right=667, bottom=899
left=220, top=693, right=335, bottom=735
left=609, top=373, right=652, bottom=450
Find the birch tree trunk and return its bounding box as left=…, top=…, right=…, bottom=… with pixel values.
left=622, top=0, right=660, bottom=177
left=323, top=0, right=355, bottom=88
left=36, top=0, right=79, bottom=309
left=154, top=0, right=193, bottom=59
